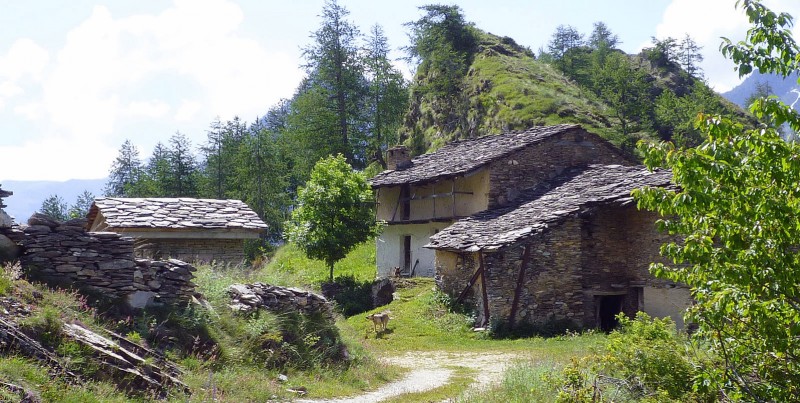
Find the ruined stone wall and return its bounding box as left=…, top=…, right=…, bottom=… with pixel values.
left=228, top=283, right=334, bottom=319
left=7, top=214, right=196, bottom=308
left=487, top=129, right=632, bottom=208
left=136, top=238, right=246, bottom=267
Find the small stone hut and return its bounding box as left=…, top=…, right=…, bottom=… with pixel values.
left=427, top=165, right=690, bottom=331
left=87, top=198, right=267, bottom=265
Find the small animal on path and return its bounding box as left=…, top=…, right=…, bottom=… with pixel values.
left=366, top=311, right=392, bottom=332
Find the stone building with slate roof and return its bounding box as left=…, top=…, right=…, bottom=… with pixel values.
left=371, top=124, right=690, bottom=330
left=87, top=198, right=267, bottom=265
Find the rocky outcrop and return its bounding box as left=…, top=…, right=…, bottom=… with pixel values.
left=228, top=283, right=333, bottom=319
left=0, top=184, right=19, bottom=264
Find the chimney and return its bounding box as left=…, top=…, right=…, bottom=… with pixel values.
left=387, top=145, right=412, bottom=170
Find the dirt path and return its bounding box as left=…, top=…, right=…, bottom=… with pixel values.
left=298, top=351, right=519, bottom=403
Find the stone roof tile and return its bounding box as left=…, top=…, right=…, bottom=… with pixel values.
left=88, top=198, right=268, bottom=231
left=425, top=165, right=673, bottom=252
left=370, top=124, right=583, bottom=187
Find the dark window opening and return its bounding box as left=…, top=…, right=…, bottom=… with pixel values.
left=401, top=184, right=410, bottom=221
left=597, top=295, right=624, bottom=332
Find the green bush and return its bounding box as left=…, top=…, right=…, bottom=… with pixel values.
left=543, top=313, right=714, bottom=402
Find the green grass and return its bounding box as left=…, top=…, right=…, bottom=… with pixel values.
left=457, top=360, right=564, bottom=402
left=0, top=240, right=605, bottom=402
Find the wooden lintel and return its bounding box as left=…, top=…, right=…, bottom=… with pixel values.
left=508, top=245, right=531, bottom=329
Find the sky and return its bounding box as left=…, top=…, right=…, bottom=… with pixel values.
left=1, top=0, right=799, bottom=182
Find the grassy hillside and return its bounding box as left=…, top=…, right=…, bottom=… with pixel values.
left=0, top=241, right=607, bottom=402
left=400, top=29, right=750, bottom=157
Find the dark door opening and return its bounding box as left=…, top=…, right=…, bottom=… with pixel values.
left=598, top=295, right=624, bottom=332
left=403, top=235, right=411, bottom=273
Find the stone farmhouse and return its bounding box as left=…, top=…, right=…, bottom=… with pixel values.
left=87, top=198, right=267, bottom=265
left=371, top=124, right=690, bottom=330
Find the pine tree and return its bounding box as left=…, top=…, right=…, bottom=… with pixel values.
left=68, top=190, right=95, bottom=219
left=679, top=34, right=704, bottom=78
left=39, top=194, right=68, bottom=221
left=363, top=24, right=408, bottom=168
left=300, top=0, right=365, bottom=167
left=166, top=132, right=199, bottom=197
left=104, top=140, right=142, bottom=197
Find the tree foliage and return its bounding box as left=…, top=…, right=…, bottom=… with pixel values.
left=634, top=1, right=800, bottom=400
left=300, top=0, right=365, bottom=167
left=285, top=155, right=378, bottom=282
left=68, top=190, right=94, bottom=219
left=38, top=194, right=68, bottom=221
left=104, top=140, right=142, bottom=197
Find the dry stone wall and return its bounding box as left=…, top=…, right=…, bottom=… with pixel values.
left=228, top=283, right=334, bottom=319
left=5, top=213, right=196, bottom=308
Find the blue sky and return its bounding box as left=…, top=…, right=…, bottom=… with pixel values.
left=0, top=0, right=798, bottom=182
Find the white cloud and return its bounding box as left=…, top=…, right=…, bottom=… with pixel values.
left=0, top=0, right=304, bottom=181
left=0, top=137, right=116, bottom=181
left=656, top=0, right=800, bottom=92
left=123, top=100, right=171, bottom=118
left=175, top=99, right=203, bottom=122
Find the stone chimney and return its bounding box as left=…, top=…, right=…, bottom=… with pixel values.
left=387, top=145, right=412, bottom=170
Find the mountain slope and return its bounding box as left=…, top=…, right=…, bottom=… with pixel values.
left=399, top=30, right=747, bottom=156
left=401, top=33, right=619, bottom=154
left=722, top=71, right=800, bottom=108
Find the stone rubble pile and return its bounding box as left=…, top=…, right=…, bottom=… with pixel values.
left=228, top=282, right=333, bottom=319
left=13, top=213, right=196, bottom=308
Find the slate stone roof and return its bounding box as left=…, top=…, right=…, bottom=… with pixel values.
left=87, top=198, right=267, bottom=231
left=371, top=124, right=583, bottom=187
left=425, top=165, right=673, bottom=252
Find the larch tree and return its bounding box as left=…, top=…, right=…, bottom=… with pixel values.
left=104, top=139, right=142, bottom=197
left=363, top=24, right=408, bottom=168
left=300, top=0, right=365, bottom=167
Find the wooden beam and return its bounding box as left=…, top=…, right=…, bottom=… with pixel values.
left=508, top=245, right=531, bottom=329
left=455, top=255, right=484, bottom=305
left=479, top=252, right=490, bottom=327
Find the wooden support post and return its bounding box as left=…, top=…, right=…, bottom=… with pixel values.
left=479, top=252, right=490, bottom=327
left=451, top=179, right=456, bottom=218
left=455, top=255, right=484, bottom=305
left=508, top=245, right=531, bottom=329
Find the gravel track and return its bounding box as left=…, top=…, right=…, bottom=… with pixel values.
left=298, top=351, right=519, bottom=402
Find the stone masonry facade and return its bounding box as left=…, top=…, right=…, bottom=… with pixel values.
left=487, top=128, right=632, bottom=208
left=136, top=238, right=247, bottom=266
left=468, top=205, right=681, bottom=329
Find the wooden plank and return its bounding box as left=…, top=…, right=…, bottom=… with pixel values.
left=479, top=252, right=490, bottom=327
left=455, top=256, right=484, bottom=305
left=508, top=245, right=531, bottom=329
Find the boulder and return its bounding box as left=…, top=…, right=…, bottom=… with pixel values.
left=27, top=213, right=60, bottom=228
left=0, top=234, right=20, bottom=263
left=0, top=210, right=13, bottom=228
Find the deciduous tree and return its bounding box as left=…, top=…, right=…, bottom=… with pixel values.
left=285, top=155, right=378, bottom=283
left=635, top=1, right=800, bottom=400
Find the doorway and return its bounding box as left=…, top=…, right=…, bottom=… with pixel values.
left=597, top=294, right=624, bottom=331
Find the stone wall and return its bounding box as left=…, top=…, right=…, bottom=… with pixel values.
left=136, top=238, right=246, bottom=267
left=6, top=214, right=196, bottom=308
left=438, top=204, right=689, bottom=330
left=487, top=128, right=632, bottom=208
left=227, top=283, right=334, bottom=319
